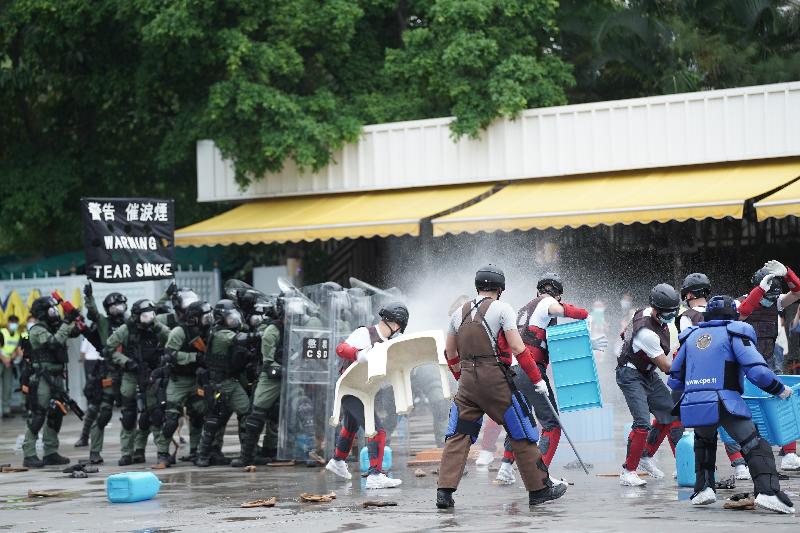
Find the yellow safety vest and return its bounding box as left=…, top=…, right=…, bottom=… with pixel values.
left=1, top=328, right=20, bottom=357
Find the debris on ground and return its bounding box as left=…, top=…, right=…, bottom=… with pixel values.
left=70, top=471, right=88, bottom=479
left=244, top=466, right=257, bottom=473
left=363, top=500, right=398, bottom=508
left=28, top=490, right=66, bottom=498
left=414, top=469, right=427, bottom=477
left=63, top=464, right=99, bottom=475
left=240, top=497, right=277, bottom=508
left=1, top=466, right=28, bottom=473
left=407, top=448, right=479, bottom=467
left=714, top=476, right=736, bottom=490
left=308, top=451, right=326, bottom=466
left=300, top=492, right=336, bottom=503
left=724, top=493, right=754, bottom=510
left=431, top=469, right=439, bottom=475
left=564, top=460, right=594, bottom=471
left=268, top=460, right=296, bottom=467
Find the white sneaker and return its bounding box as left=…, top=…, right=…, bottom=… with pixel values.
left=476, top=449, right=495, bottom=466
left=755, top=493, right=796, bottom=514
left=619, top=469, right=647, bottom=487
left=691, top=487, right=716, bottom=506
left=550, top=476, right=568, bottom=487
left=495, top=462, right=516, bottom=485
left=325, top=458, right=352, bottom=480
left=780, top=452, right=800, bottom=471
left=365, top=472, right=402, bottom=489
left=639, top=456, right=664, bottom=479
left=734, top=464, right=751, bottom=480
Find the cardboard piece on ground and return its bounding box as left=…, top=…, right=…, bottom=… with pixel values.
left=2, top=467, right=28, bottom=473
left=241, top=497, right=277, bottom=508
left=268, top=460, right=296, bottom=467
left=414, top=469, right=427, bottom=477
left=28, top=490, right=65, bottom=498
left=300, top=492, right=336, bottom=503
left=243, top=466, right=257, bottom=473
left=363, top=500, right=398, bottom=508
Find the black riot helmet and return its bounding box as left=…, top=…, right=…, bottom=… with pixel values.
left=103, top=292, right=128, bottom=316
left=379, top=302, right=410, bottom=333
left=184, top=301, right=213, bottom=329
left=680, top=273, right=711, bottom=300
left=475, top=264, right=505, bottom=292
left=704, top=295, right=739, bottom=321
left=213, top=299, right=242, bottom=329
left=130, top=299, right=157, bottom=327
left=31, top=296, right=60, bottom=325
left=537, top=273, right=563, bottom=297
left=649, top=283, right=680, bottom=315
left=751, top=267, right=783, bottom=300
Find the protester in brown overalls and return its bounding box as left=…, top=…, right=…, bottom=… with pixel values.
left=436, top=265, right=568, bottom=509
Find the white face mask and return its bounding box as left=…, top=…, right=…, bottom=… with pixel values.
left=201, top=312, right=213, bottom=326
left=8, top=323, right=18, bottom=333
left=109, top=303, right=127, bottom=316
left=139, top=311, right=156, bottom=324
left=47, top=307, right=60, bottom=319
left=27, top=321, right=36, bottom=329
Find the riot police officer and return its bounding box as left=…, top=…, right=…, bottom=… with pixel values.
left=21, top=297, right=79, bottom=468
left=669, top=295, right=794, bottom=514
left=105, top=300, right=171, bottom=466
left=75, top=286, right=128, bottom=465
left=155, top=301, right=212, bottom=468
left=196, top=300, right=260, bottom=467
left=156, top=283, right=198, bottom=329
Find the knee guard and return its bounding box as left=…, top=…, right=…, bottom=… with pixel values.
left=445, top=402, right=483, bottom=444
left=84, top=403, right=100, bottom=424
left=204, top=414, right=221, bottom=435
left=694, top=432, right=717, bottom=492
left=150, top=407, right=164, bottom=429
left=265, top=401, right=280, bottom=424
left=120, top=404, right=138, bottom=431
left=503, top=394, right=539, bottom=443
left=245, top=409, right=267, bottom=436
left=46, top=410, right=63, bottom=432
left=741, top=432, right=781, bottom=496
left=539, top=427, right=561, bottom=466
left=162, top=411, right=180, bottom=440
left=138, top=410, right=150, bottom=432
left=27, top=409, right=47, bottom=435
left=96, top=406, right=113, bottom=430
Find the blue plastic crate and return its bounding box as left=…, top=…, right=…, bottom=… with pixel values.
left=719, top=375, right=800, bottom=446
left=546, top=320, right=602, bottom=412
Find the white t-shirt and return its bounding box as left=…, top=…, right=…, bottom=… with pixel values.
left=679, top=305, right=706, bottom=332
left=80, top=337, right=101, bottom=361
left=632, top=307, right=666, bottom=359
left=448, top=297, right=517, bottom=352
left=521, top=296, right=558, bottom=330
left=344, top=324, right=389, bottom=351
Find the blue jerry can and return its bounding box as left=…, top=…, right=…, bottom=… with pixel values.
left=359, top=445, right=393, bottom=473
left=675, top=430, right=696, bottom=488
left=106, top=471, right=162, bottom=503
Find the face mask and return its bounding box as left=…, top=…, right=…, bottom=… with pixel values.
left=109, top=303, right=127, bottom=316
left=27, top=321, right=35, bottom=329
left=47, top=307, right=60, bottom=319
left=139, top=311, right=156, bottom=324
left=8, top=323, right=18, bottom=333
left=658, top=312, right=676, bottom=324
left=620, top=300, right=632, bottom=311
left=201, top=313, right=213, bottom=326
left=249, top=315, right=264, bottom=328
left=759, top=297, right=777, bottom=308
left=225, top=311, right=242, bottom=329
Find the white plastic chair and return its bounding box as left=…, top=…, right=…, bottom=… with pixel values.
left=330, top=330, right=452, bottom=437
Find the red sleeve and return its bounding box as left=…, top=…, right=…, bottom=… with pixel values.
left=515, top=346, right=543, bottom=383
left=786, top=267, right=800, bottom=293
left=336, top=342, right=359, bottom=362
left=561, top=303, right=589, bottom=320
left=445, top=349, right=460, bottom=366
left=738, top=286, right=765, bottom=318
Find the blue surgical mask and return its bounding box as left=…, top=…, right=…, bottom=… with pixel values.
left=8, top=323, right=18, bottom=333
left=658, top=312, right=676, bottom=324
left=759, top=297, right=776, bottom=308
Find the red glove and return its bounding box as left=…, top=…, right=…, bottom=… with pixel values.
left=336, top=342, right=359, bottom=362
left=561, top=303, right=588, bottom=320
left=446, top=351, right=461, bottom=381
left=738, top=286, right=765, bottom=318
left=515, top=346, right=543, bottom=384
left=786, top=267, right=800, bottom=293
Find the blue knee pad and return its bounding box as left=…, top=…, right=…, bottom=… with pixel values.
left=504, top=393, right=539, bottom=443
left=445, top=402, right=483, bottom=444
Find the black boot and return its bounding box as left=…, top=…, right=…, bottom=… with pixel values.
left=23, top=456, right=44, bottom=468
left=179, top=449, right=197, bottom=462
left=154, top=453, right=171, bottom=469
left=528, top=483, right=567, bottom=505
left=118, top=455, right=133, bottom=466
left=210, top=450, right=231, bottom=466
left=195, top=454, right=211, bottom=467
left=43, top=453, right=71, bottom=466
left=132, top=449, right=146, bottom=464
left=74, top=435, right=89, bottom=448
left=89, top=452, right=104, bottom=465
left=436, top=489, right=455, bottom=509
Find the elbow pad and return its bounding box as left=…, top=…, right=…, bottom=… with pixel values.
left=561, top=303, right=588, bottom=320
left=336, top=342, right=359, bottom=362
left=516, top=347, right=543, bottom=384
left=738, top=286, right=765, bottom=317
left=786, top=267, right=800, bottom=292
left=445, top=350, right=460, bottom=367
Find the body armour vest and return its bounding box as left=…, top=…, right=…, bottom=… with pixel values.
left=516, top=296, right=557, bottom=359
left=618, top=309, right=670, bottom=373
left=458, top=299, right=499, bottom=360
left=739, top=297, right=778, bottom=360
left=29, top=323, right=68, bottom=367
left=675, top=307, right=703, bottom=333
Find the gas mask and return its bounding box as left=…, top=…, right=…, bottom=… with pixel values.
left=46, top=306, right=61, bottom=325
left=108, top=303, right=127, bottom=316
left=139, top=311, right=156, bottom=325
left=201, top=312, right=213, bottom=327
left=225, top=310, right=242, bottom=329
left=249, top=314, right=264, bottom=328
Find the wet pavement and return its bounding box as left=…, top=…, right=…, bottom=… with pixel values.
left=0, top=411, right=798, bottom=533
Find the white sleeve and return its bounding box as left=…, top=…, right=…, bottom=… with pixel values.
left=528, top=296, right=558, bottom=328
left=679, top=315, right=693, bottom=332
left=448, top=309, right=462, bottom=335
left=632, top=329, right=665, bottom=359
left=344, top=327, right=372, bottom=351
left=498, top=302, right=518, bottom=332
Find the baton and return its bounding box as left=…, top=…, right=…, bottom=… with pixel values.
left=540, top=392, right=590, bottom=475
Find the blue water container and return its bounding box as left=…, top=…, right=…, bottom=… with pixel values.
left=546, top=320, right=602, bottom=412
left=106, top=472, right=162, bottom=503
left=359, top=445, right=392, bottom=473
left=675, top=430, right=695, bottom=488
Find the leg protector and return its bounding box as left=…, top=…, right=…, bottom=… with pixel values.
left=539, top=427, right=561, bottom=466
left=725, top=442, right=745, bottom=467
left=96, top=405, right=113, bottom=430
left=502, top=394, right=538, bottom=443
left=46, top=410, right=63, bottom=432
left=693, top=432, right=717, bottom=494
left=162, top=410, right=180, bottom=441
left=644, top=419, right=668, bottom=458
left=241, top=410, right=267, bottom=460
left=502, top=445, right=515, bottom=465
left=27, top=409, right=47, bottom=435
left=624, top=427, right=649, bottom=471
left=741, top=432, right=781, bottom=496
left=445, top=402, right=483, bottom=444
left=120, top=404, right=137, bottom=431
left=137, top=410, right=150, bottom=432
left=367, top=428, right=387, bottom=474
left=81, top=404, right=99, bottom=439
left=198, top=415, right=221, bottom=457
left=667, top=421, right=684, bottom=454
left=335, top=426, right=357, bottom=460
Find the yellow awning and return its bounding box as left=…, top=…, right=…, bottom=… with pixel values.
left=176, top=184, right=492, bottom=246
left=755, top=179, right=800, bottom=221
left=433, top=158, right=800, bottom=236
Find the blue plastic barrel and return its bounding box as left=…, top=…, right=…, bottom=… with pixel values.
left=106, top=472, right=162, bottom=503
left=546, top=320, right=602, bottom=412
left=359, top=445, right=392, bottom=473
left=675, top=431, right=695, bottom=488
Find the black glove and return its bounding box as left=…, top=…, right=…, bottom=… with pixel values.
left=267, top=365, right=283, bottom=380
left=125, top=360, right=139, bottom=372
left=166, top=281, right=178, bottom=297
left=83, top=283, right=93, bottom=298
left=161, top=352, right=177, bottom=367
left=65, top=308, right=81, bottom=323
left=195, top=351, right=206, bottom=366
